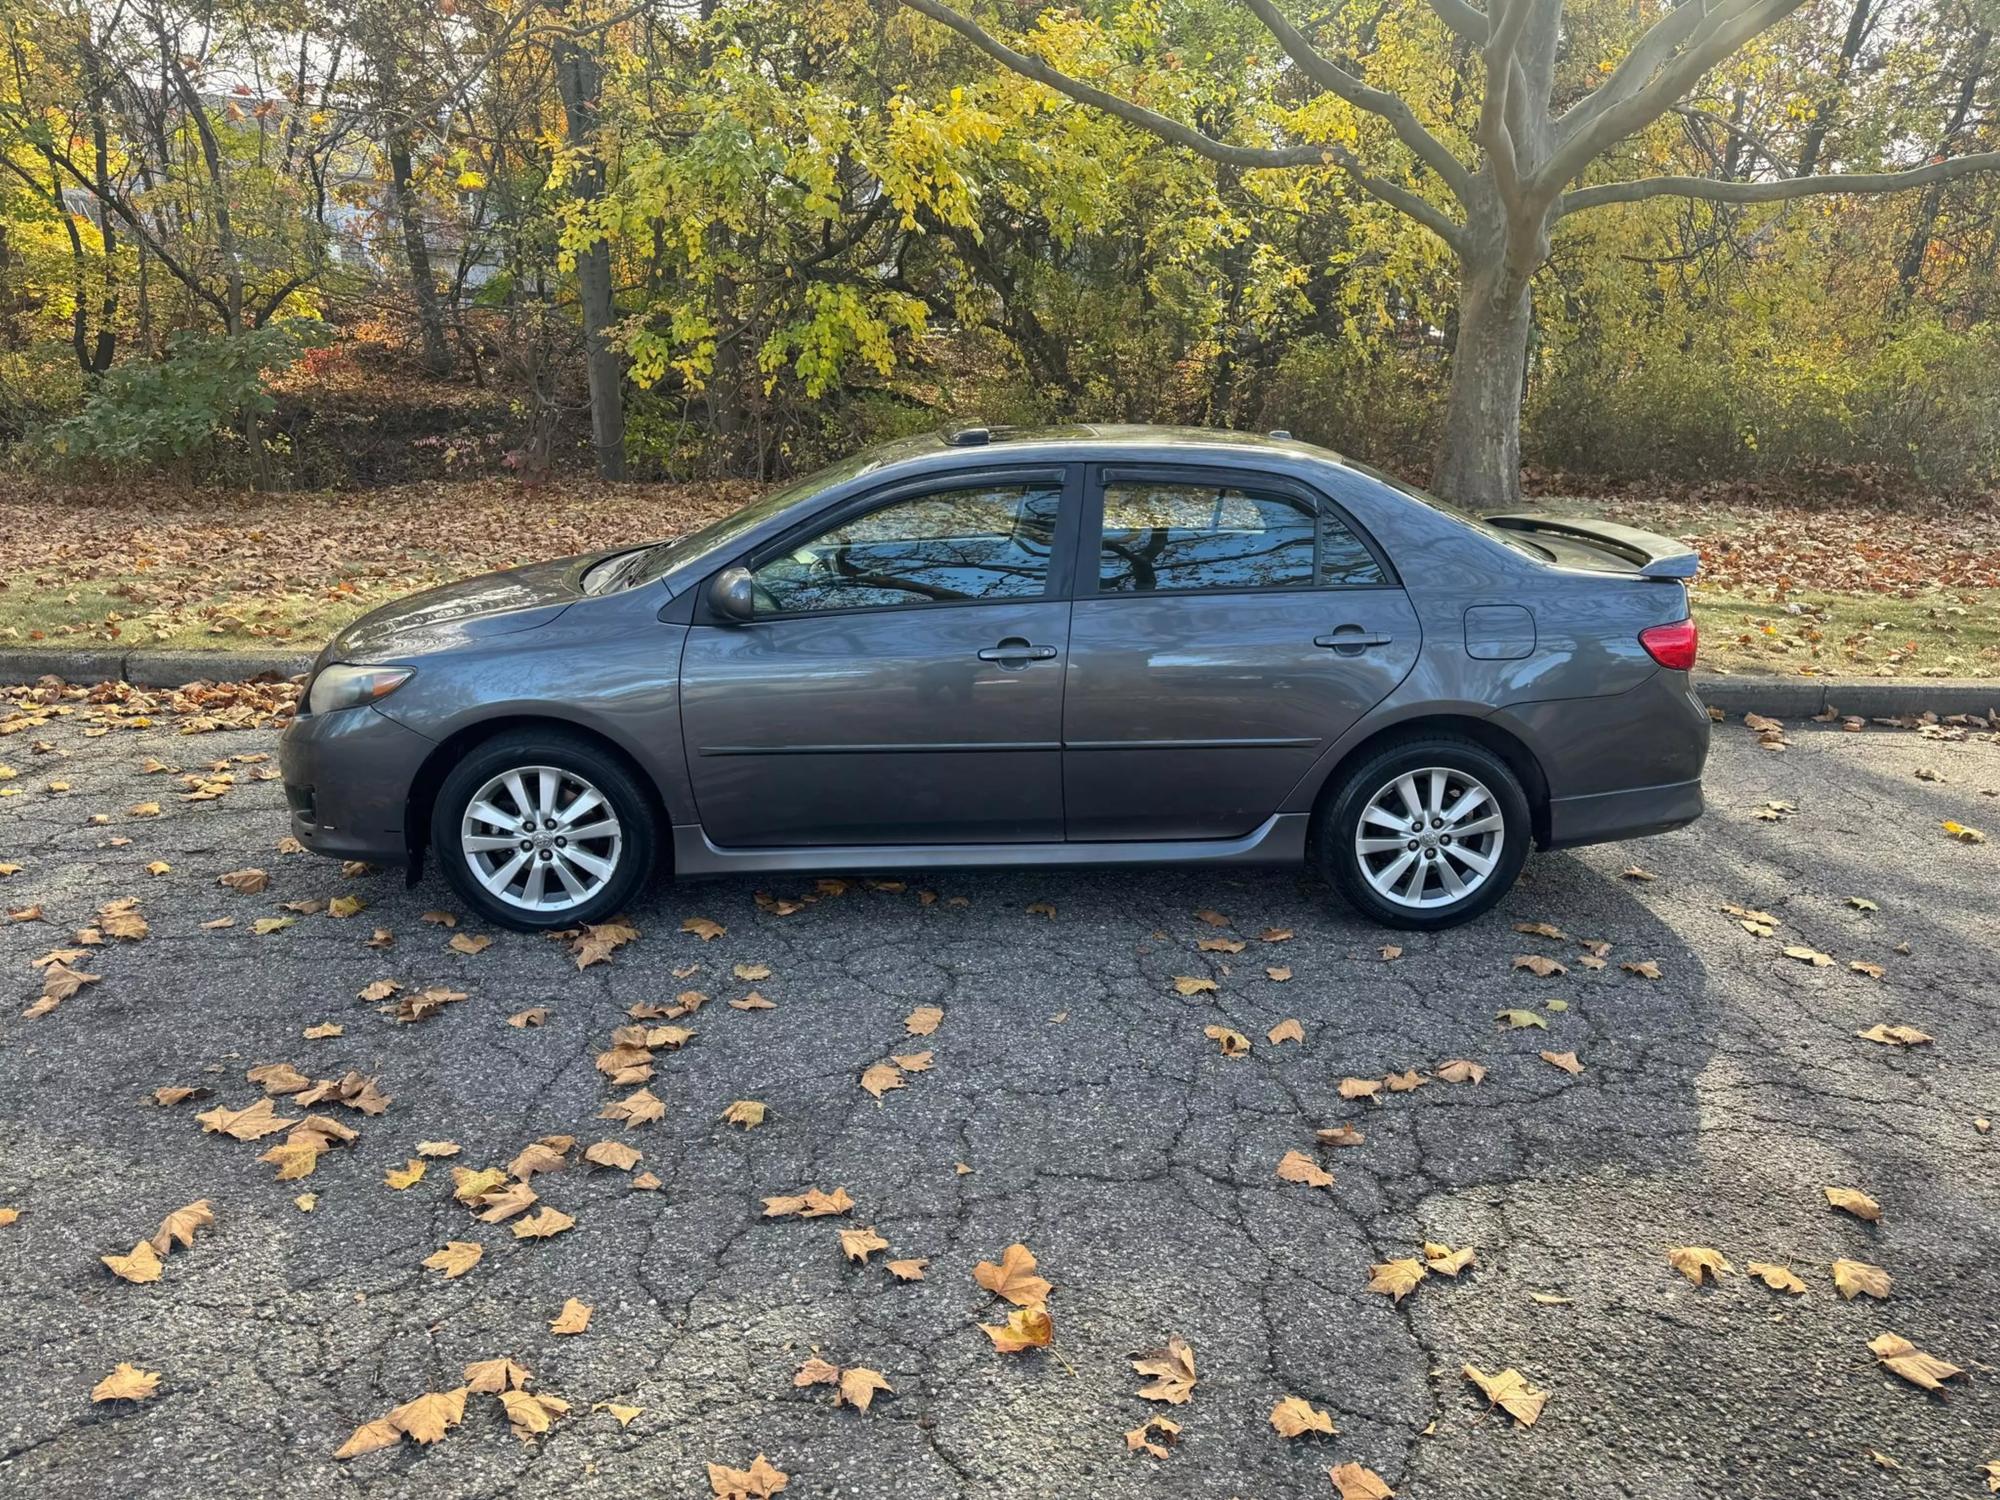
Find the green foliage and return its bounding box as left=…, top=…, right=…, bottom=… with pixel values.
left=30, top=321, right=331, bottom=472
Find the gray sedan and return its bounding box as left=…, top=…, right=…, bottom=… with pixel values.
left=278, top=426, right=1709, bottom=931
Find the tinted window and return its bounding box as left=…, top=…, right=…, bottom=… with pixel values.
left=1097, top=481, right=1385, bottom=592
left=753, top=484, right=1060, bottom=614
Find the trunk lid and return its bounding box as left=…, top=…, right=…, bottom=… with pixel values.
left=1482, top=513, right=1699, bottom=580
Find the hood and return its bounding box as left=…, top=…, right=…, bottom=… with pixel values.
left=330, top=555, right=589, bottom=661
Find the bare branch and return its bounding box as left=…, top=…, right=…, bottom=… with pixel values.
left=1424, top=0, right=1491, bottom=44
left=1478, top=0, right=1532, bottom=210
left=1559, top=150, right=2000, bottom=215
left=1236, top=0, right=1475, bottom=204
left=1672, top=105, right=1792, bottom=179
left=899, top=0, right=1465, bottom=249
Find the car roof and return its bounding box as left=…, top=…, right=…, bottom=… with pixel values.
left=861, top=422, right=1341, bottom=469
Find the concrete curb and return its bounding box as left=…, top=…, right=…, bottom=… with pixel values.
left=0, top=648, right=1992, bottom=720
left=1695, top=675, right=1998, bottom=720
left=0, top=648, right=313, bottom=688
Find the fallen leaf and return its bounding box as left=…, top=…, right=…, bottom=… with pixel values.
left=1317, top=1123, right=1366, bottom=1148
left=1745, top=1261, right=1807, bottom=1295
left=423, top=1242, right=483, bottom=1278
left=1621, top=866, right=1657, bottom=882
left=463, top=1356, right=533, bottom=1393
left=385, top=1159, right=427, bottom=1190
left=837, top=1366, right=892, bottom=1412
left=1267, top=1018, right=1305, bottom=1045
left=1540, top=1050, right=1584, bottom=1074
left=1512, top=954, right=1566, bottom=977
left=1124, top=1415, right=1182, bottom=1459
left=763, top=1187, right=853, bottom=1218
left=1941, top=820, right=1986, bottom=844
left=1857, top=1023, right=1931, bottom=1046
left=681, top=916, right=726, bottom=941
left=91, top=1363, right=160, bottom=1403
left=150, top=1200, right=214, bottom=1253
left=1270, top=1394, right=1335, bottom=1438
left=1869, top=1332, right=1966, bottom=1391
left=1463, top=1364, right=1548, bottom=1425
left=1621, top=959, right=1662, bottom=979
left=1668, top=1246, right=1731, bottom=1286
left=303, top=1022, right=343, bottom=1039
left=981, top=1304, right=1053, bottom=1353
left=196, top=1097, right=297, bottom=1140
left=512, top=1207, right=576, bottom=1239
left=550, top=1299, right=592, bottom=1335
left=1266, top=965, right=1293, bottom=981
left=1424, top=1242, right=1477, bottom=1276
left=1379, top=945, right=1402, bottom=961
left=1386, top=1069, right=1427, bottom=1092
left=1204, top=1025, right=1250, bottom=1057
left=707, top=1454, right=789, bottom=1499
left=1338, top=1076, right=1383, bottom=1102
left=102, top=1240, right=164, bottom=1284
left=1131, top=1336, right=1197, bottom=1404
left=1277, top=1150, right=1334, bottom=1189
left=1783, top=944, right=1834, bottom=967
left=904, top=1004, right=943, bottom=1035
left=1832, top=1258, right=1892, bottom=1300
left=974, top=1243, right=1052, bottom=1305
left=1367, top=1258, right=1427, bottom=1302
left=1496, top=1009, right=1547, bottom=1030
left=1825, top=1186, right=1882, bottom=1223
left=1330, top=1462, right=1396, bottom=1500
left=1173, top=976, right=1218, bottom=997
left=217, top=868, right=268, bottom=894
left=722, top=1099, right=767, bottom=1129
left=860, top=1061, right=905, bottom=1099
left=1433, top=1059, right=1486, bottom=1085
left=594, top=1402, right=641, bottom=1427
left=838, top=1226, right=890, bottom=1263
left=887, top=1258, right=928, bottom=1281
left=449, top=933, right=491, bottom=955
left=1515, top=921, right=1566, bottom=939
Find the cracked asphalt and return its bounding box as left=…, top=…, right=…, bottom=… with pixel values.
left=1, top=703, right=1998, bottom=1499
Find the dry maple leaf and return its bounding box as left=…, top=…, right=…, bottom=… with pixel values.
left=385, top=1159, right=427, bottom=1190
left=1131, top=1336, right=1197, bottom=1404
left=150, top=1200, right=214, bottom=1254
left=1386, top=1069, right=1427, bottom=1092
left=1270, top=1395, right=1335, bottom=1438
left=1194, top=908, right=1230, bottom=927
left=328, top=895, right=366, bottom=919
left=302, top=1022, right=343, bottom=1040
left=423, top=1242, right=484, bottom=1279
left=196, top=1097, right=297, bottom=1140
left=1496, top=1009, right=1547, bottom=1030
left=1267, top=1018, right=1305, bottom=1045
left=463, top=1356, right=533, bottom=1393
left=1825, top=1186, right=1882, bottom=1223
left=1424, top=1242, right=1476, bottom=1276
left=451, top=1166, right=510, bottom=1202
left=1025, top=900, right=1056, bottom=919
left=1869, top=1332, right=1967, bottom=1392
left=508, top=1007, right=549, bottom=1027
left=550, top=1299, right=592, bottom=1335
left=1514, top=921, right=1566, bottom=940
left=387, top=1387, right=469, bottom=1443
left=975, top=1243, right=1053, bottom=1305
left=892, top=1050, right=933, bottom=1072
left=731, top=993, right=776, bottom=1011
left=91, top=1363, right=160, bottom=1403
left=859, top=1061, right=905, bottom=1099
left=682, top=916, right=726, bottom=941
left=499, top=1388, right=570, bottom=1442
left=887, top=1258, right=928, bottom=1281
left=1832, top=1258, right=1892, bottom=1300
left=1463, top=1364, right=1548, bottom=1425
left=584, top=1140, right=643, bottom=1171
left=837, top=1367, right=892, bottom=1412
left=707, top=1453, right=789, bottom=1499
left=1668, top=1246, right=1731, bottom=1285
left=1368, top=1258, right=1427, bottom=1302
left=475, top=1183, right=540, bottom=1222
left=838, top=1226, right=890, bottom=1263
left=509, top=1137, right=573, bottom=1179
left=1745, top=1261, right=1807, bottom=1295
left=595, top=1402, right=642, bottom=1427
left=1198, top=935, right=1246, bottom=953
left=152, top=1086, right=209, bottom=1107
left=1277, top=1150, right=1334, bottom=1190
left=1783, top=944, right=1834, bottom=967
left=1622, top=959, right=1663, bottom=980
left=1512, top=954, right=1566, bottom=978
left=449, top=932, right=491, bottom=955
left=512, top=1207, right=576, bottom=1239
left=103, top=1240, right=164, bottom=1284
left=722, top=1099, right=767, bottom=1129
left=982, top=1304, right=1054, bottom=1353
left=904, top=1005, right=944, bottom=1035
left=600, top=1086, right=666, bottom=1129
left=217, top=867, right=268, bottom=893
left=763, top=1187, right=854, bottom=1219
left=1540, top=1050, right=1585, bottom=1075
left=1338, top=1076, right=1383, bottom=1102
left=1125, top=1415, right=1182, bottom=1459
left=1266, top=965, right=1293, bottom=981
left=1204, top=1025, right=1250, bottom=1057
left=416, top=1140, right=460, bottom=1157
left=1173, top=976, right=1218, bottom=997
left=1433, top=1059, right=1486, bottom=1085
left=1330, top=1462, right=1396, bottom=1500
left=1857, top=1024, right=1932, bottom=1047
left=1317, top=1123, right=1366, bottom=1148
left=794, top=1355, right=840, bottom=1388
left=1379, top=945, right=1402, bottom=961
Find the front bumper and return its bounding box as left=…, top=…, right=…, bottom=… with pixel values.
left=277, top=704, right=435, bottom=863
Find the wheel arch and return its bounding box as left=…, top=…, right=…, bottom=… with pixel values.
left=1305, top=714, right=1552, bottom=850
left=404, top=714, right=671, bottom=876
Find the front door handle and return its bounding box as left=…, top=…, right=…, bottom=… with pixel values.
left=1314, top=628, right=1393, bottom=654
left=978, top=638, right=1059, bottom=664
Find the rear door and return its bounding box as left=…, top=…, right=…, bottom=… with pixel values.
left=1061, top=464, right=1420, bottom=841
left=678, top=466, right=1079, bottom=847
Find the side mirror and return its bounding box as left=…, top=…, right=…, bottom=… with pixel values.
left=707, top=566, right=756, bottom=623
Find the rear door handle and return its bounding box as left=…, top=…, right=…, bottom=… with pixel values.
left=1315, top=629, right=1393, bottom=653
left=978, top=639, right=1059, bottom=663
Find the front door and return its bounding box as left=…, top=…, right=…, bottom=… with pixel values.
left=1062, top=466, right=1421, bottom=841
left=679, top=470, right=1076, bottom=847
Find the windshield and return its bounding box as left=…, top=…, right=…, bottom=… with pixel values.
left=600, top=451, right=882, bottom=591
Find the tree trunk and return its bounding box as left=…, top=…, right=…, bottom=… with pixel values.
left=1432, top=257, right=1533, bottom=510
left=553, top=31, right=625, bottom=480
left=387, top=128, right=452, bottom=376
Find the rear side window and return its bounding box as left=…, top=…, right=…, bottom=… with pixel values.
left=1096, top=481, right=1385, bottom=593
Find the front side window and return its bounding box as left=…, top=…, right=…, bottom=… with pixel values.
left=1097, top=481, right=1385, bottom=593
left=752, top=483, right=1061, bottom=615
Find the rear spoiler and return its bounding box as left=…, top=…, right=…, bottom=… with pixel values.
left=1482, top=512, right=1699, bottom=580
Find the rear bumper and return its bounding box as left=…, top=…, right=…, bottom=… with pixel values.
left=277, top=704, right=432, bottom=863
left=1545, top=776, right=1704, bottom=850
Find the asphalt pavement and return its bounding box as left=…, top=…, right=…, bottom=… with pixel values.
left=1, top=703, right=1996, bottom=1499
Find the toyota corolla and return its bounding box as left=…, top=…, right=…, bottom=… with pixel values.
left=278, top=426, right=1709, bottom=931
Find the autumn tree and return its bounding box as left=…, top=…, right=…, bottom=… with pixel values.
left=903, top=0, right=2000, bottom=506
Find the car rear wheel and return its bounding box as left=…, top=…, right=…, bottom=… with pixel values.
left=1319, top=735, right=1530, bottom=930
left=431, top=730, right=657, bottom=931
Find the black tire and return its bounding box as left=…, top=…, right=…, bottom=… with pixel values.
left=430, top=728, right=658, bottom=932
left=1317, top=734, right=1531, bottom=931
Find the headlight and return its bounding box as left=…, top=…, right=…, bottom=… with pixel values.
left=307, top=663, right=413, bottom=716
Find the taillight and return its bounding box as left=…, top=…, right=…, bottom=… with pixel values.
left=1639, top=617, right=1698, bottom=671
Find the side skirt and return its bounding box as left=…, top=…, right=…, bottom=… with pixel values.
left=670, top=813, right=1312, bottom=877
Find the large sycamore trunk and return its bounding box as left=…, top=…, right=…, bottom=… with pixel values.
left=1432, top=260, right=1533, bottom=511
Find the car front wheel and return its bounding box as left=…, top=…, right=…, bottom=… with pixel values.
left=431, top=730, right=657, bottom=931
left=1319, top=736, right=1530, bottom=930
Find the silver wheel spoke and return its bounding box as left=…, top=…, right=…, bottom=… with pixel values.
left=1395, top=774, right=1424, bottom=823
left=504, top=772, right=534, bottom=821
left=556, top=790, right=604, bottom=828
left=1358, top=836, right=1412, bottom=855
left=521, top=860, right=549, bottom=907
left=1427, top=770, right=1446, bottom=819
left=465, top=833, right=527, bottom=853
left=561, top=844, right=616, bottom=880
left=468, top=799, right=518, bottom=832
left=536, top=769, right=559, bottom=821
left=1374, top=848, right=1418, bottom=890
left=1452, top=814, right=1504, bottom=837
left=563, top=818, right=621, bottom=843
left=1399, top=857, right=1428, bottom=902
left=1446, top=842, right=1496, bottom=877
left=1442, top=787, right=1489, bottom=826
left=1362, top=804, right=1408, bottom=833
left=479, top=849, right=529, bottom=895
left=1435, top=856, right=1466, bottom=897
left=550, top=858, right=589, bottom=900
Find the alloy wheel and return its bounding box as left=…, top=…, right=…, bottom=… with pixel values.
left=459, top=764, right=624, bottom=913
left=1354, top=766, right=1505, bottom=910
